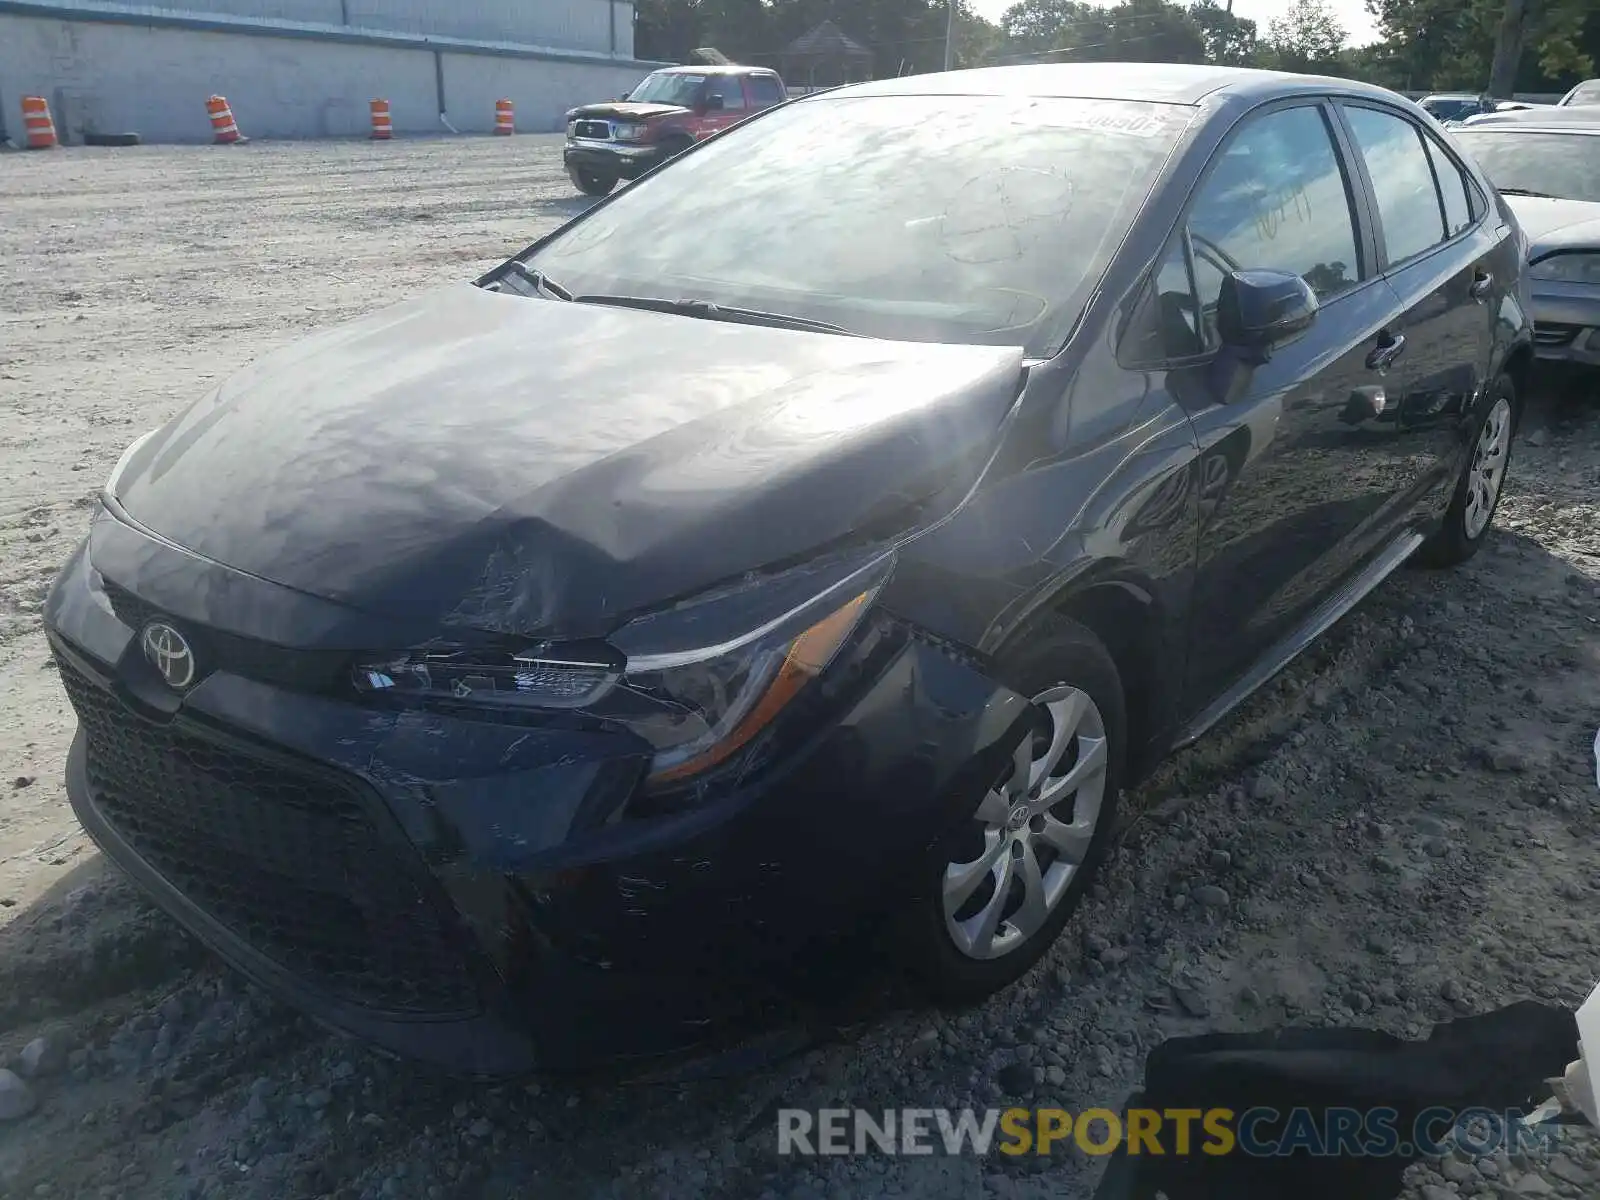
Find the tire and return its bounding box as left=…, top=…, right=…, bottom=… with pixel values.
left=571, top=169, right=617, bottom=197
left=84, top=132, right=141, bottom=147
left=900, top=619, right=1126, bottom=1005
left=660, top=137, right=693, bottom=161
left=1413, top=372, right=1516, bottom=568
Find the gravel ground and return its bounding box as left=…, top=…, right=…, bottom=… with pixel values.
left=2, top=136, right=1599, bottom=1200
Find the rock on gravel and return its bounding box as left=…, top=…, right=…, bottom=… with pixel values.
left=18, top=1035, right=66, bottom=1078
left=0, top=1068, right=37, bottom=1120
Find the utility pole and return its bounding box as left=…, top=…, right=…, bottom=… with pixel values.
left=1488, top=0, right=1532, bottom=99
left=944, top=0, right=956, bottom=71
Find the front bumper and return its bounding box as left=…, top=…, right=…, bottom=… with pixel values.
left=563, top=137, right=667, bottom=182
left=44, top=507, right=1028, bottom=1076
left=1529, top=283, right=1600, bottom=365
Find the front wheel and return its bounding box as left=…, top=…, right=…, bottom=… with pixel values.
left=900, top=620, right=1125, bottom=1005
left=570, top=168, right=617, bottom=197
left=1414, top=374, right=1516, bottom=568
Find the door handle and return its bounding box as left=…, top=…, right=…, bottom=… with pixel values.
left=1366, top=333, right=1407, bottom=372
left=1470, top=270, right=1494, bottom=300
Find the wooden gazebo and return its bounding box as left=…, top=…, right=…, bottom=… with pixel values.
left=780, top=20, right=873, bottom=89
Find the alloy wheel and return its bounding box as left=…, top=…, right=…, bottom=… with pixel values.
left=1463, top=395, right=1512, bottom=540
left=941, top=684, right=1110, bottom=961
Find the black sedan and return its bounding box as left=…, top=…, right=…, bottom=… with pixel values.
left=45, top=63, right=1533, bottom=1076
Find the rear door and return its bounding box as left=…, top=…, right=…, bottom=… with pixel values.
left=1159, top=100, right=1416, bottom=703
left=746, top=73, right=787, bottom=114
left=1335, top=102, right=1501, bottom=516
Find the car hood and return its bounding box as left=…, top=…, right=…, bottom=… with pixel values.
left=566, top=101, right=686, bottom=122
left=1503, top=195, right=1600, bottom=254
left=112, top=284, right=1025, bottom=640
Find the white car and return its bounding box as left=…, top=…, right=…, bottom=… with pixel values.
left=1558, top=79, right=1600, bottom=107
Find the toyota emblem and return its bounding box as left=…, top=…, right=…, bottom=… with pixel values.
left=141, top=622, right=196, bottom=690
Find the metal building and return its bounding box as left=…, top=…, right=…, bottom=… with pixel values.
left=0, top=0, right=664, bottom=142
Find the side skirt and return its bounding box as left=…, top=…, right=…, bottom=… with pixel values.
left=1169, top=529, right=1426, bottom=750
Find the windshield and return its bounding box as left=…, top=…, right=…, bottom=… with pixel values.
left=527, top=94, right=1192, bottom=356
left=1424, top=98, right=1481, bottom=121
left=1561, top=81, right=1600, bottom=106
left=627, top=71, right=709, bottom=107
left=1452, top=130, right=1600, bottom=202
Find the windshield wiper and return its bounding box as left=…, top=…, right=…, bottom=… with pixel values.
left=501, top=261, right=573, bottom=300
left=1497, top=187, right=1559, bottom=199
left=572, top=294, right=859, bottom=336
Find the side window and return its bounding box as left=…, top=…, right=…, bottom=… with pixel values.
left=708, top=78, right=746, bottom=112
left=1344, top=106, right=1447, bottom=264
left=1186, top=104, right=1363, bottom=348
left=1422, top=134, right=1475, bottom=236
left=748, top=75, right=785, bottom=108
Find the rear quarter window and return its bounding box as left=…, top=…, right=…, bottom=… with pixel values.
left=748, top=75, right=785, bottom=107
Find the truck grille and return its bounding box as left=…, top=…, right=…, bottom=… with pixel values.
left=573, top=119, right=611, bottom=140
left=57, top=650, right=478, bottom=1016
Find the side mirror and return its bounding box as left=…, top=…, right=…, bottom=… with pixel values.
left=1217, top=269, right=1318, bottom=362
left=703, top=92, right=726, bottom=111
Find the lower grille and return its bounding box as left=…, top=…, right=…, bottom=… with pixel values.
left=574, top=119, right=611, bottom=140
left=1534, top=322, right=1581, bottom=348
left=57, top=651, right=478, bottom=1016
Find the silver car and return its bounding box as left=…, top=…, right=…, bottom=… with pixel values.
left=1450, top=116, right=1600, bottom=366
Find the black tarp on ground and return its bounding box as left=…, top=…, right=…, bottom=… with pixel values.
left=1091, top=1000, right=1579, bottom=1200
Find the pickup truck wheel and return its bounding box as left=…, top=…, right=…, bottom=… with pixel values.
left=1413, top=373, right=1516, bottom=568
left=571, top=169, right=617, bottom=197
left=661, top=136, right=694, bottom=160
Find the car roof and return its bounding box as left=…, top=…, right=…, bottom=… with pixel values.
left=1423, top=93, right=1483, bottom=101
left=1456, top=107, right=1600, bottom=130
left=823, top=62, right=1410, bottom=107
left=1454, top=122, right=1600, bottom=136
left=652, top=64, right=774, bottom=76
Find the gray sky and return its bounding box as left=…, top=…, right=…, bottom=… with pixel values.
left=966, top=0, right=1382, bottom=48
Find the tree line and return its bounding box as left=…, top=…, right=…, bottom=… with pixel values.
left=633, top=0, right=1600, bottom=96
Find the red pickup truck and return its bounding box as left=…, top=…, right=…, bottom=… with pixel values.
left=563, top=65, right=789, bottom=196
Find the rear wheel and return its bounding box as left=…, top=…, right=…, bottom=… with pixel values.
left=901, top=621, right=1125, bottom=1004
left=570, top=168, right=617, bottom=197
left=1414, top=373, right=1516, bottom=568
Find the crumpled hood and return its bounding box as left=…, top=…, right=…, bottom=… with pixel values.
left=566, top=101, right=686, bottom=122
left=1503, top=195, right=1600, bottom=255
left=112, top=284, right=1024, bottom=639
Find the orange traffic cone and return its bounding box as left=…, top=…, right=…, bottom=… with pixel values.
left=494, top=99, right=514, bottom=136
left=21, top=96, right=57, bottom=150
left=369, top=99, right=392, bottom=140
left=206, top=95, right=242, bottom=144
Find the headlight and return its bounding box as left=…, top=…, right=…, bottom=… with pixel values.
left=354, top=553, right=892, bottom=787
left=566, top=120, right=578, bottom=139
left=612, top=122, right=646, bottom=142
left=1530, top=252, right=1600, bottom=285
left=105, top=428, right=160, bottom=498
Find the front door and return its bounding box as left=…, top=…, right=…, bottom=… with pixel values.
left=689, top=77, right=748, bottom=142
left=1170, top=101, right=1415, bottom=706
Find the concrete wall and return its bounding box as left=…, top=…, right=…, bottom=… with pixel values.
left=0, top=7, right=655, bottom=141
